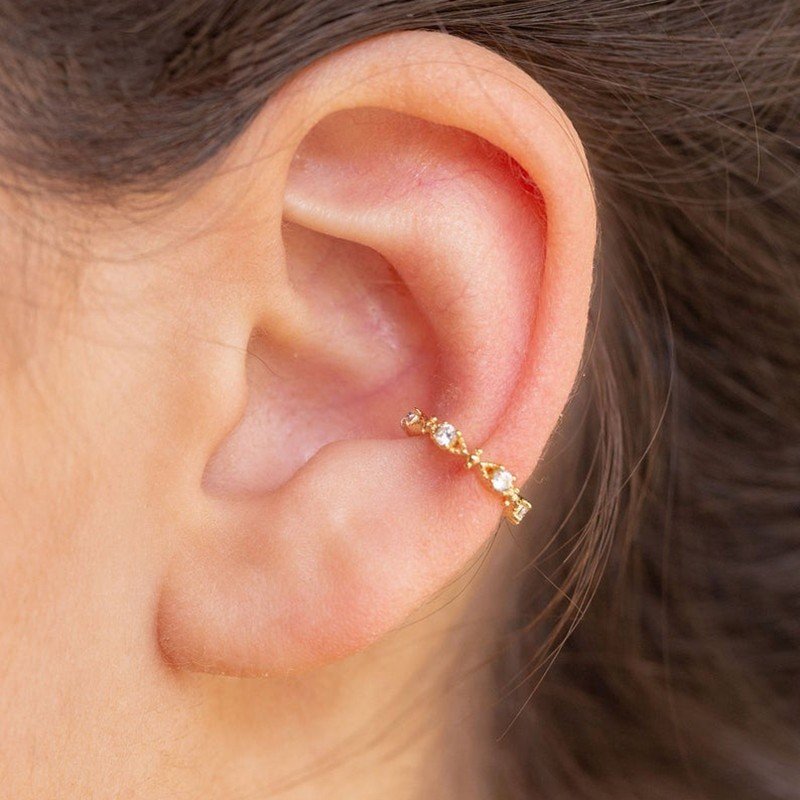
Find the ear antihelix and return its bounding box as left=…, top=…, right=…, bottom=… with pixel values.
left=401, top=408, right=531, bottom=525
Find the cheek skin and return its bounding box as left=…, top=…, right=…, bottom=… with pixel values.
left=0, top=236, right=246, bottom=794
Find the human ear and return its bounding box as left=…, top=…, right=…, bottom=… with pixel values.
left=156, top=31, right=596, bottom=675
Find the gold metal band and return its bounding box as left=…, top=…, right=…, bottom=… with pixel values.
left=401, top=408, right=531, bottom=525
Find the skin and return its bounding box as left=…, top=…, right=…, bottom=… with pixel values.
left=0, top=32, right=595, bottom=799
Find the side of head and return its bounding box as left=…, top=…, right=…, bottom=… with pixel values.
left=0, top=3, right=797, bottom=799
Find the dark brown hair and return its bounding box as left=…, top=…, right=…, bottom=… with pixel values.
left=1, top=1, right=798, bottom=797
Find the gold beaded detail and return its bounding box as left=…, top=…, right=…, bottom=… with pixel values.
left=401, top=408, right=531, bottom=525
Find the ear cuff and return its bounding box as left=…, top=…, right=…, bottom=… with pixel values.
left=401, top=408, right=531, bottom=525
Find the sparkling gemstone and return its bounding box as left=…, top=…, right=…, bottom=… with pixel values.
left=491, top=467, right=514, bottom=492
left=403, top=410, right=420, bottom=425
left=510, top=500, right=531, bottom=524
left=433, top=422, right=457, bottom=448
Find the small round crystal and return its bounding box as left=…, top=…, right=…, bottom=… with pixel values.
left=491, top=468, right=514, bottom=492
left=510, top=500, right=531, bottom=523
left=433, top=422, right=457, bottom=448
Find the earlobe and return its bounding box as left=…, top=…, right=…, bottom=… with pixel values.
left=157, top=31, right=595, bottom=676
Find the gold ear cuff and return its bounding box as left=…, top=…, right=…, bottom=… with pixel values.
left=401, top=408, right=531, bottom=525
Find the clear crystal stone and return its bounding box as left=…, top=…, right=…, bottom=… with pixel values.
left=433, top=422, right=457, bottom=448
left=403, top=410, right=419, bottom=424
left=491, top=468, right=514, bottom=492
left=510, top=500, right=531, bottom=523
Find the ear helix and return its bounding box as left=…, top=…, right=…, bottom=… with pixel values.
left=401, top=408, right=531, bottom=525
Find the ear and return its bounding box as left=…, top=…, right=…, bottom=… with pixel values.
left=157, top=31, right=595, bottom=675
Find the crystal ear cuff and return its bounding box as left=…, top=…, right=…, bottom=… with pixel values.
left=401, top=408, right=532, bottom=525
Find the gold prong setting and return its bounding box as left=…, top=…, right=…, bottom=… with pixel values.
left=401, top=408, right=531, bottom=525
